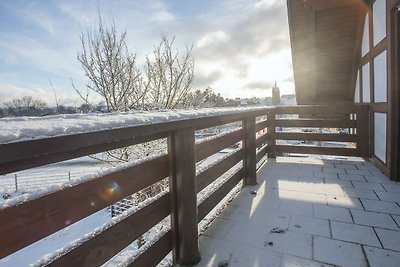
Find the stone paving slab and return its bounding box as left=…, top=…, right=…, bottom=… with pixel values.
left=194, top=157, right=400, bottom=267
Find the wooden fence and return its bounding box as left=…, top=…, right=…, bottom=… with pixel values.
left=0, top=104, right=369, bottom=266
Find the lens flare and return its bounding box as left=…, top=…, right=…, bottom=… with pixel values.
left=100, top=181, right=120, bottom=201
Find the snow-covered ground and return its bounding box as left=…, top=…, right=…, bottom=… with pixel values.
left=0, top=157, right=105, bottom=194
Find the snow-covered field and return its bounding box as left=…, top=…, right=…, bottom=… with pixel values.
left=0, top=157, right=105, bottom=194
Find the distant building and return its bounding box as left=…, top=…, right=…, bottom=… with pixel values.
left=272, top=81, right=281, bottom=105
left=280, top=94, right=297, bottom=106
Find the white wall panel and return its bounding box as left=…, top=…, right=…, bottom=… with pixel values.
left=362, top=63, right=370, bottom=103
left=374, top=112, right=387, bottom=163
left=373, top=50, right=387, bottom=102
left=354, top=70, right=360, bottom=103
left=362, top=14, right=370, bottom=56
left=373, top=0, right=386, bottom=45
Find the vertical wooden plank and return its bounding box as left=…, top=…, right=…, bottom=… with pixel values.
left=356, top=105, right=370, bottom=157
left=168, top=128, right=200, bottom=266
left=268, top=110, right=277, bottom=158
left=389, top=2, right=400, bottom=181
left=243, top=116, right=257, bottom=185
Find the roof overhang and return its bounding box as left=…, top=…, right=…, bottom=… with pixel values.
left=287, top=0, right=369, bottom=105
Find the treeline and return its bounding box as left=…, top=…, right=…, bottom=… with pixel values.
left=0, top=96, right=100, bottom=118
left=0, top=88, right=240, bottom=118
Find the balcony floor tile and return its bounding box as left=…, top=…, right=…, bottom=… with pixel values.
left=364, top=246, right=400, bottom=267
left=314, top=236, right=368, bottom=267
left=195, top=157, right=400, bottom=267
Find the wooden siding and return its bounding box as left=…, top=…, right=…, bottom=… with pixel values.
left=287, top=0, right=368, bottom=104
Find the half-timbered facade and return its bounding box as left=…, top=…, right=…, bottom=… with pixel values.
left=287, top=0, right=400, bottom=180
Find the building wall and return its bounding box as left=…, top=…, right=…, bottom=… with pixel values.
left=355, top=0, right=399, bottom=179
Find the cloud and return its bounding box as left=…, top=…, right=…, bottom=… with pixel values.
left=195, top=2, right=289, bottom=63
left=0, top=0, right=295, bottom=101
left=284, top=76, right=294, bottom=83
left=197, top=31, right=230, bottom=48
left=246, top=81, right=274, bottom=90
left=0, top=84, right=55, bottom=106
left=191, top=0, right=292, bottom=96
left=193, top=70, right=222, bottom=89
left=152, top=11, right=175, bottom=22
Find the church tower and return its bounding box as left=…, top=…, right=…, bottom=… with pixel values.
left=272, top=81, right=281, bottom=105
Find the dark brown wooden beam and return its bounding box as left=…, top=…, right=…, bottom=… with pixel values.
left=243, top=117, right=257, bottom=185
left=49, top=194, right=170, bottom=266
left=195, top=129, right=243, bottom=162
left=0, top=132, right=167, bottom=175
left=0, top=109, right=268, bottom=173
left=128, top=230, right=172, bottom=267
left=255, top=120, right=268, bottom=132
left=356, top=105, right=370, bottom=157
left=275, top=105, right=356, bottom=115
left=0, top=155, right=169, bottom=259
left=197, top=168, right=243, bottom=221
left=276, top=145, right=359, bottom=156
left=256, top=145, right=270, bottom=163
left=197, top=149, right=243, bottom=192
left=168, top=128, right=200, bottom=265
left=275, top=119, right=356, bottom=128
left=268, top=111, right=276, bottom=158
left=276, top=132, right=357, bottom=142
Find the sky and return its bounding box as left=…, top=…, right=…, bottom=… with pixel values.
left=0, top=0, right=294, bottom=107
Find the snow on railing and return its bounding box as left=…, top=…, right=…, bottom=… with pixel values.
left=0, top=107, right=266, bottom=144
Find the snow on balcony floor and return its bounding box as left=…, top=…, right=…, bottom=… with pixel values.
left=194, top=157, right=400, bottom=267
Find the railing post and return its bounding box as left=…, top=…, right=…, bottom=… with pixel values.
left=243, top=116, right=257, bottom=185
left=356, top=105, right=370, bottom=157
left=268, top=109, right=276, bottom=158
left=168, top=127, right=201, bottom=266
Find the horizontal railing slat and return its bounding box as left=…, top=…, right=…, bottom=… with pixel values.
left=274, top=104, right=356, bottom=115
left=255, top=120, right=268, bottom=132
left=275, top=119, right=356, bottom=128
left=49, top=194, right=171, bottom=267
left=128, top=230, right=172, bottom=267
left=0, top=132, right=168, bottom=175
left=256, top=133, right=270, bottom=148
left=0, top=155, right=169, bottom=259
left=197, top=149, right=243, bottom=192
left=276, top=145, right=358, bottom=156
left=198, top=168, right=243, bottom=221
left=195, top=129, right=243, bottom=162
left=0, top=109, right=268, bottom=167
left=256, top=145, right=269, bottom=163
left=275, top=132, right=356, bottom=142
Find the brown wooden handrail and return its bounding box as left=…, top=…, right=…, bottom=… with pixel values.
left=0, top=104, right=370, bottom=266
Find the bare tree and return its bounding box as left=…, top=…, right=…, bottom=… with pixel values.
left=77, top=16, right=146, bottom=112
left=145, top=34, right=194, bottom=109
left=4, top=96, right=48, bottom=117
left=77, top=13, right=194, bottom=112
left=76, top=15, right=195, bottom=162
left=184, top=87, right=226, bottom=108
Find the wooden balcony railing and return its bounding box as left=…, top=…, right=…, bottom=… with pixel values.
left=0, top=104, right=370, bottom=266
